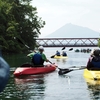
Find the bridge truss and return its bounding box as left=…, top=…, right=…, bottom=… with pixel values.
left=36, top=38, right=99, bottom=47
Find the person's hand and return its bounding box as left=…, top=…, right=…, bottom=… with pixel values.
left=46, top=59, right=49, bottom=62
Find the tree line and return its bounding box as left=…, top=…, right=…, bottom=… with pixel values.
left=0, top=0, right=45, bottom=54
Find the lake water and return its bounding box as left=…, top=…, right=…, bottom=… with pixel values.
left=0, top=47, right=100, bottom=100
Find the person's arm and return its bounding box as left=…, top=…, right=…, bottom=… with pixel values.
left=27, top=52, right=35, bottom=59
left=42, top=54, right=50, bottom=62
left=42, top=54, right=54, bottom=64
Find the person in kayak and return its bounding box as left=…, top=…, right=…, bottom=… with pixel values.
left=55, top=50, right=61, bottom=56
left=0, top=51, right=10, bottom=92
left=87, top=49, right=100, bottom=70
left=31, top=46, right=50, bottom=66
left=62, top=51, right=67, bottom=56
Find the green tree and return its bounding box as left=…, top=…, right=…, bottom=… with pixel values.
left=0, top=0, right=45, bottom=53
left=98, top=38, right=100, bottom=47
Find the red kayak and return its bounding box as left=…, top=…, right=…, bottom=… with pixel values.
left=13, top=64, right=57, bottom=77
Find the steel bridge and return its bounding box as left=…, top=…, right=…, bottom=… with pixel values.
left=36, top=38, right=99, bottom=47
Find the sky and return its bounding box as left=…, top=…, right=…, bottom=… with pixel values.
left=31, top=0, right=100, bottom=37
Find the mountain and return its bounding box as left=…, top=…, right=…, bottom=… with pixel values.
left=46, top=23, right=100, bottom=38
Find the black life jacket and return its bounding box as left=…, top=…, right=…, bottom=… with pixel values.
left=91, top=56, right=100, bottom=68
left=56, top=52, right=60, bottom=56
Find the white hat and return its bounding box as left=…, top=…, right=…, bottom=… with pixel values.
left=38, top=46, right=44, bottom=50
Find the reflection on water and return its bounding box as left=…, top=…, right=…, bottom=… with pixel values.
left=87, top=83, right=100, bottom=100
left=15, top=75, right=44, bottom=84
left=55, top=58, right=68, bottom=64
left=14, top=75, right=45, bottom=100
left=84, top=77, right=100, bottom=100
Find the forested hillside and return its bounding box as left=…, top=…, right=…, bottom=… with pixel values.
left=0, top=0, right=45, bottom=53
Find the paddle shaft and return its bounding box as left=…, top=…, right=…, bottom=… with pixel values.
left=49, top=61, right=53, bottom=64
left=58, top=66, right=86, bottom=75
left=14, top=37, right=30, bottom=49
left=15, top=37, right=54, bottom=64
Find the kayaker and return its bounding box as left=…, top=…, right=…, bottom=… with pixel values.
left=87, top=49, right=100, bottom=70
left=0, top=56, right=10, bottom=92
left=55, top=51, right=60, bottom=56
left=31, top=46, right=50, bottom=66
left=62, top=51, right=67, bottom=56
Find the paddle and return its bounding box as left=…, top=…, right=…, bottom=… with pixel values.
left=58, top=66, right=86, bottom=75
left=69, top=48, right=73, bottom=51
left=51, top=55, right=56, bottom=58
left=49, top=61, right=57, bottom=67
left=62, top=47, right=66, bottom=50
left=15, top=37, right=55, bottom=65
left=14, top=37, right=30, bottom=49
left=50, top=48, right=73, bottom=58
left=62, top=47, right=73, bottom=50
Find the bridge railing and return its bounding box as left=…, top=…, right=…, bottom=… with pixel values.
left=36, top=38, right=99, bottom=47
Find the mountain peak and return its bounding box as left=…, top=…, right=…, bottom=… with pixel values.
left=46, top=23, right=100, bottom=38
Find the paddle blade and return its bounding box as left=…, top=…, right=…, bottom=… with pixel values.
left=69, top=48, right=73, bottom=51
left=62, top=47, right=66, bottom=50
left=15, top=37, right=24, bottom=45
left=58, top=69, right=73, bottom=75
left=51, top=55, right=55, bottom=58
left=58, top=66, right=86, bottom=75
left=58, top=68, right=73, bottom=75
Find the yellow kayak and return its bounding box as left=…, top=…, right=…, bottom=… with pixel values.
left=83, top=69, right=100, bottom=80
left=54, top=55, right=68, bottom=59
left=84, top=78, right=100, bottom=85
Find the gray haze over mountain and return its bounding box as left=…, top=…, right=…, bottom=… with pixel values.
left=46, top=23, right=100, bottom=38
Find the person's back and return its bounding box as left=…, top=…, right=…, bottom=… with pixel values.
left=87, top=49, right=100, bottom=70
left=92, top=56, right=100, bottom=68
left=32, top=53, right=44, bottom=66
left=56, top=51, right=60, bottom=56
left=31, top=46, right=49, bottom=66
left=62, top=51, right=67, bottom=56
